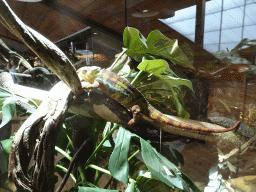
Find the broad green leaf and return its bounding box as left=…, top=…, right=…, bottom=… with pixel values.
left=0, top=137, right=12, bottom=155
left=140, top=138, right=186, bottom=190
left=78, top=187, right=119, bottom=192
left=137, top=77, right=191, bottom=118
left=0, top=97, right=16, bottom=128
left=137, top=59, right=174, bottom=75
left=181, top=173, right=201, bottom=192
left=0, top=137, right=13, bottom=174
left=162, top=76, right=194, bottom=93
left=146, top=30, right=194, bottom=69
left=142, top=54, right=155, bottom=61
left=125, top=182, right=138, bottom=192
left=138, top=76, right=194, bottom=93
left=136, top=175, right=173, bottom=192
left=109, top=48, right=128, bottom=73
left=0, top=87, right=13, bottom=99
left=160, top=144, right=184, bottom=166
left=172, top=93, right=190, bottom=118
left=55, top=126, right=70, bottom=153
left=117, top=60, right=132, bottom=78
left=109, top=127, right=131, bottom=183
left=0, top=144, right=9, bottom=174
left=123, top=27, right=147, bottom=62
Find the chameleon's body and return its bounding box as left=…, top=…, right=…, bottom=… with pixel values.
left=78, top=67, right=239, bottom=133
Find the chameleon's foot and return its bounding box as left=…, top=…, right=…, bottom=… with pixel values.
left=128, top=105, right=142, bottom=125
left=128, top=118, right=136, bottom=125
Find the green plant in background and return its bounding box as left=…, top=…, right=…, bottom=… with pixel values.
left=110, top=27, right=194, bottom=118
left=0, top=27, right=200, bottom=192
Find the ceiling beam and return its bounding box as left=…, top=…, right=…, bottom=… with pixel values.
left=40, top=1, right=123, bottom=42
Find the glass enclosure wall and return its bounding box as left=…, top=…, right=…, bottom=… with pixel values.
left=55, top=27, right=123, bottom=69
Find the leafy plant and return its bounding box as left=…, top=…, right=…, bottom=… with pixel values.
left=111, top=27, right=194, bottom=118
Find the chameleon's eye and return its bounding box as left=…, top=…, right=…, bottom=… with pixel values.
left=82, top=70, right=88, bottom=75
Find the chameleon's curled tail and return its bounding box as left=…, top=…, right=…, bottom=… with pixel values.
left=148, top=105, right=240, bottom=133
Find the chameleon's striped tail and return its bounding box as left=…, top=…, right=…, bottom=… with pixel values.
left=148, top=105, right=240, bottom=133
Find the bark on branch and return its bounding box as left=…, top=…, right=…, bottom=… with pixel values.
left=8, top=82, right=73, bottom=192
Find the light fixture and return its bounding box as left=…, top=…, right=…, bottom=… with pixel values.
left=132, top=10, right=159, bottom=18
left=16, top=0, right=42, bottom=2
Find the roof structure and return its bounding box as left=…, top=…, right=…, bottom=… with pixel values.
left=0, top=0, right=232, bottom=68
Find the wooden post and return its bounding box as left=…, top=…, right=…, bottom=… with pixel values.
left=194, top=0, right=207, bottom=119
left=195, top=0, right=206, bottom=48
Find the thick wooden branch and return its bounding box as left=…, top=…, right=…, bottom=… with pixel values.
left=8, top=82, right=73, bottom=192
left=0, top=0, right=82, bottom=94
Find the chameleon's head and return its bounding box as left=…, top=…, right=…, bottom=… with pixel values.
left=131, top=105, right=141, bottom=114
left=77, top=66, right=101, bottom=84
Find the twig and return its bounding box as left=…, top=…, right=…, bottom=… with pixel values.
left=220, top=134, right=256, bottom=161
left=56, top=138, right=91, bottom=192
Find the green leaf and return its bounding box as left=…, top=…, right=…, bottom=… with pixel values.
left=136, top=175, right=173, bottom=192
left=125, top=182, right=138, bottom=192
left=181, top=173, right=201, bottom=192
left=0, top=87, right=13, bottom=99
left=172, top=93, right=190, bottom=119
left=137, top=59, right=173, bottom=75
left=55, top=126, right=71, bottom=153
left=0, top=97, right=16, bottom=128
left=142, top=54, right=155, bottom=61
left=160, top=144, right=184, bottom=166
left=137, top=76, right=191, bottom=118
left=0, top=137, right=13, bottom=174
left=109, top=48, right=128, bottom=73
left=123, top=27, right=147, bottom=62
left=78, top=187, right=119, bottom=192
left=0, top=137, right=12, bottom=155
left=161, top=76, right=194, bottom=93
left=109, top=127, right=131, bottom=183
left=146, top=30, right=194, bottom=69
left=140, top=138, right=186, bottom=191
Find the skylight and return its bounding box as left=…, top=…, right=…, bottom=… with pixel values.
left=159, top=0, right=256, bottom=53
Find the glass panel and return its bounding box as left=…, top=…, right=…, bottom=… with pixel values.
left=244, top=3, right=256, bottom=26
left=219, top=42, right=238, bottom=51
left=204, top=44, right=219, bottom=53
left=204, top=12, right=221, bottom=32
left=246, top=0, right=255, bottom=4
left=159, top=5, right=196, bottom=24
left=187, top=34, right=195, bottom=42
left=222, top=7, right=243, bottom=29
left=204, top=31, right=220, bottom=45
left=212, top=0, right=223, bottom=9
left=243, top=25, right=256, bottom=39
left=223, top=0, right=244, bottom=10
left=221, top=28, right=242, bottom=44
left=205, top=0, right=222, bottom=14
